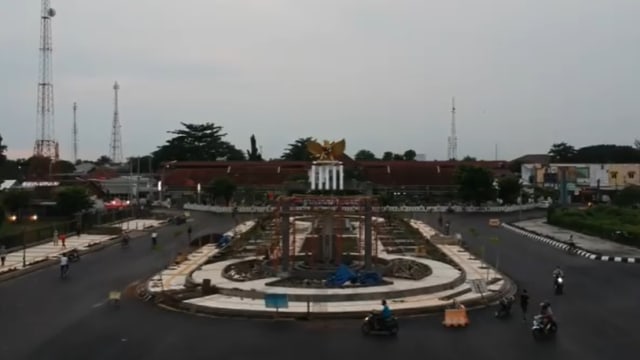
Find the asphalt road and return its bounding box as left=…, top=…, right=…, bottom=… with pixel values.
left=1, top=210, right=640, bottom=360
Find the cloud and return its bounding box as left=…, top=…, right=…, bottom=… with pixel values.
left=2, top=0, right=640, bottom=161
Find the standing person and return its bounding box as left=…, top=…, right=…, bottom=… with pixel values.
left=187, top=226, right=192, bottom=242
left=520, top=288, right=530, bottom=320
left=53, top=228, right=59, bottom=246
left=76, top=224, right=81, bottom=237
left=0, top=245, right=7, bottom=267
left=60, top=233, right=66, bottom=248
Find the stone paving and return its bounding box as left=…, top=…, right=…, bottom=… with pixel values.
left=513, top=218, right=640, bottom=257
left=0, top=218, right=166, bottom=275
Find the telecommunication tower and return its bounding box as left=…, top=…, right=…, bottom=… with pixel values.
left=447, top=97, right=458, bottom=160
left=109, top=81, right=123, bottom=163
left=72, top=102, right=78, bottom=163
left=33, top=0, right=59, bottom=160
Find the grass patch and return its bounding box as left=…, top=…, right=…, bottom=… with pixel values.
left=548, top=205, right=640, bottom=247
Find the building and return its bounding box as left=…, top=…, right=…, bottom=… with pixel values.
left=520, top=162, right=640, bottom=192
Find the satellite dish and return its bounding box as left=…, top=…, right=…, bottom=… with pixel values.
left=48, top=8, right=56, bottom=17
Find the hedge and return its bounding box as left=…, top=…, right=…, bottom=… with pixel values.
left=547, top=206, right=640, bottom=247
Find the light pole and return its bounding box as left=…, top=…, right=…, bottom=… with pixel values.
left=9, top=212, right=38, bottom=268
left=197, top=183, right=201, bottom=204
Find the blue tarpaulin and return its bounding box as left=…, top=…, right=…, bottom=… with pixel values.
left=216, top=234, right=232, bottom=248
left=326, top=265, right=384, bottom=287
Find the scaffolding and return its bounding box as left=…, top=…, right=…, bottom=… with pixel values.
left=269, top=195, right=379, bottom=272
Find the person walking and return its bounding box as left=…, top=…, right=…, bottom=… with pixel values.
left=520, top=288, right=530, bottom=320
left=151, top=232, right=158, bottom=248
left=0, top=245, right=7, bottom=267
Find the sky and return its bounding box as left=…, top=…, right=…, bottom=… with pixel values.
left=1, top=0, right=639, bottom=162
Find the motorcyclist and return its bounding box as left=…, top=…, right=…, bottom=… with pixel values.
left=375, top=299, right=392, bottom=327
left=567, top=235, right=577, bottom=252
left=151, top=232, right=158, bottom=247
left=539, top=301, right=555, bottom=330
left=498, top=296, right=513, bottom=314
left=552, top=266, right=564, bottom=279
left=59, top=254, right=69, bottom=278
left=122, top=233, right=130, bottom=247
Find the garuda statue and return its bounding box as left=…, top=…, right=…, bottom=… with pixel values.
left=306, top=139, right=346, bottom=161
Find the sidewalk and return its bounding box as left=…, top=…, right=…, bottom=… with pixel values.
left=0, top=218, right=167, bottom=275
left=509, top=218, right=640, bottom=259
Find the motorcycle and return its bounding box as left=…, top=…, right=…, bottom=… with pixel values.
left=121, top=236, right=130, bottom=249
left=495, top=297, right=513, bottom=319
left=532, top=315, right=558, bottom=339
left=554, top=275, right=564, bottom=295
left=66, top=249, right=80, bottom=263
left=361, top=312, right=399, bottom=336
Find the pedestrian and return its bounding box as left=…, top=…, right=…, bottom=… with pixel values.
left=151, top=232, right=158, bottom=248
left=187, top=226, right=192, bottom=241
left=59, top=253, right=69, bottom=278
left=60, top=233, right=66, bottom=248
left=520, top=288, right=529, bottom=320
left=53, top=229, right=59, bottom=246
left=0, top=245, right=7, bottom=267
left=76, top=224, right=81, bottom=237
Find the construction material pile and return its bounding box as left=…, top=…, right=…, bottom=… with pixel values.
left=385, top=259, right=432, bottom=280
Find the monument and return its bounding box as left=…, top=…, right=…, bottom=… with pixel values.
left=306, top=139, right=345, bottom=191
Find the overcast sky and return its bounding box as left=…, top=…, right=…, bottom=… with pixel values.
left=1, top=0, right=639, bottom=161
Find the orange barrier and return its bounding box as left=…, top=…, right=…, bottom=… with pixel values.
left=488, top=219, right=501, bottom=227
left=442, top=308, right=470, bottom=327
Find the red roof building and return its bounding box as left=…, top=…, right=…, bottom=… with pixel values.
left=161, top=160, right=511, bottom=190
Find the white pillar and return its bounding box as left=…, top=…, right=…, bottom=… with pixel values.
left=332, top=164, right=337, bottom=190
left=323, top=166, right=329, bottom=190
left=311, top=165, right=316, bottom=189
left=339, top=164, right=344, bottom=190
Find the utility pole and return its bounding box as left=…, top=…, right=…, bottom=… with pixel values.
left=447, top=97, right=458, bottom=160
left=33, top=0, right=59, bottom=160
left=72, top=102, right=78, bottom=163
left=109, top=81, right=123, bottom=163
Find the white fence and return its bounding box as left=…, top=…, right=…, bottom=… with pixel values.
left=183, top=203, right=547, bottom=214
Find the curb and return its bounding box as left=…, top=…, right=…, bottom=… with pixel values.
left=159, top=276, right=514, bottom=320
left=502, top=223, right=639, bottom=264
left=0, top=223, right=167, bottom=283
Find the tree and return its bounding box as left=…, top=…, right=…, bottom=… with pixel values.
left=52, top=160, right=76, bottom=174
left=403, top=149, right=417, bottom=161
left=56, top=187, right=93, bottom=216
left=382, top=151, right=394, bottom=161
left=455, top=166, right=496, bottom=205
left=95, top=155, right=112, bottom=166
left=462, top=155, right=477, bottom=162
left=25, top=156, right=53, bottom=179
left=572, top=144, right=640, bottom=163
left=2, top=190, right=32, bottom=213
left=613, top=185, right=640, bottom=207
left=392, top=154, right=404, bottom=160
left=152, top=122, right=244, bottom=165
left=0, top=133, right=6, bottom=166
left=354, top=149, right=377, bottom=161
left=548, top=142, right=576, bottom=162
left=246, top=134, right=263, bottom=161
left=497, top=176, right=522, bottom=204
left=206, top=177, right=237, bottom=205
left=281, top=137, right=313, bottom=161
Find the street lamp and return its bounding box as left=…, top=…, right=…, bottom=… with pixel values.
left=197, top=183, right=201, bottom=204
left=9, top=212, right=38, bottom=267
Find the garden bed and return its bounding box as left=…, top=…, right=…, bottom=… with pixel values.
left=547, top=205, right=640, bottom=248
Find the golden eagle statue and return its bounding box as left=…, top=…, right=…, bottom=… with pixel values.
left=306, top=139, right=346, bottom=161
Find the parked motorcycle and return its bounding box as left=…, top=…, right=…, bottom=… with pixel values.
left=532, top=315, right=558, bottom=339
left=361, top=312, right=399, bottom=336
left=554, top=275, right=564, bottom=295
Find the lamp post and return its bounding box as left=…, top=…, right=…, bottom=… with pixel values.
left=197, top=183, right=201, bottom=204
left=9, top=212, right=38, bottom=268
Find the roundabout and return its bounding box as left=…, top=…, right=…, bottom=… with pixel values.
left=145, top=196, right=515, bottom=318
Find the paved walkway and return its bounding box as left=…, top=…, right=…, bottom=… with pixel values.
left=147, top=220, right=257, bottom=292
left=0, top=218, right=166, bottom=275
left=513, top=218, right=640, bottom=257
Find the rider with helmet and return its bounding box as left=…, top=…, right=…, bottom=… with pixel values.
left=539, top=301, right=556, bottom=330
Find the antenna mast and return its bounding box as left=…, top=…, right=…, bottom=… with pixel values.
left=447, top=97, right=458, bottom=160
left=109, top=81, right=123, bottom=163
left=33, top=0, right=59, bottom=160
left=72, top=102, right=78, bottom=163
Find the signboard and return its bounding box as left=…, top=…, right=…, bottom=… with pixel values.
left=264, top=293, right=289, bottom=309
